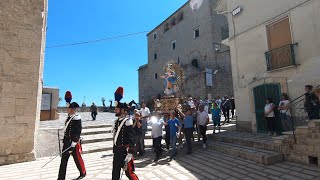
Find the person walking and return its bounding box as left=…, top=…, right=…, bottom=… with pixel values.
left=265, top=98, right=277, bottom=136
left=57, top=102, right=86, bottom=180
left=304, top=85, right=320, bottom=120
left=90, top=102, right=98, bottom=121
left=133, top=110, right=143, bottom=157
left=278, top=93, right=293, bottom=131
left=191, top=107, right=198, bottom=141
left=197, top=105, right=209, bottom=148
left=221, top=96, right=232, bottom=124
left=112, top=101, right=138, bottom=180
left=164, top=114, right=171, bottom=150
left=164, top=111, right=181, bottom=161
left=230, top=97, right=235, bottom=118
left=178, top=108, right=194, bottom=154
left=139, top=102, right=150, bottom=155
left=149, top=111, right=164, bottom=162
left=211, top=102, right=222, bottom=133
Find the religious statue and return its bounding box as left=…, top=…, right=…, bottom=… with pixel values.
left=161, top=63, right=182, bottom=96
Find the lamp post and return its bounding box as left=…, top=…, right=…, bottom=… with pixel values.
left=213, top=42, right=221, bottom=71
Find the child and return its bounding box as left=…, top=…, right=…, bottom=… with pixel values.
left=211, top=102, right=221, bottom=133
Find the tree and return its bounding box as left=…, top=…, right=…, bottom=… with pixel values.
left=101, top=97, right=106, bottom=107
left=58, top=97, right=62, bottom=107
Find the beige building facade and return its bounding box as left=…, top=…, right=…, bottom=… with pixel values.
left=215, top=0, right=320, bottom=132
left=139, top=0, right=234, bottom=103
left=0, top=0, right=48, bottom=165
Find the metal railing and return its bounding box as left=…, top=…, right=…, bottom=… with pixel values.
left=265, top=43, right=298, bottom=71
left=289, top=88, right=320, bottom=143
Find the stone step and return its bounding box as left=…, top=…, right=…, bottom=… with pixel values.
left=82, top=139, right=154, bottom=154
left=207, top=141, right=283, bottom=165
left=81, top=128, right=226, bottom=144
left=82, top=127, right=112, bottom=135
left=82, top=124, right=112, bottom=129
left=81, top=134, right=113, bottom=144
left=210, top=131, right=275, bottom=151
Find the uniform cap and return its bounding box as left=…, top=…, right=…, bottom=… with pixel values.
left=68, top=102, right=80, bottom=109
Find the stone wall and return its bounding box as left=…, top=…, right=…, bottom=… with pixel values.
left=0, top=0, right=47, bottom=165
left=138, top=0, right=233, bottom=103
left=274, top=120, right=320, bottom=166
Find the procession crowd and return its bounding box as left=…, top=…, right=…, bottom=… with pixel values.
left=129, top=96, right=235, bottom=162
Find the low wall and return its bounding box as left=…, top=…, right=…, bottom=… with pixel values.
left=274, top=120, right=320, bottom=166
left=57, top=106, right=112, bottom=113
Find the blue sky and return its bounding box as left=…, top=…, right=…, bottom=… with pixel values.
left=44, top=0, right=188, bottom=106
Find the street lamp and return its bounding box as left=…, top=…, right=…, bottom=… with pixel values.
left=212, top=42, right=221, bottom=73
left=213, top=42, right=221, bottom=52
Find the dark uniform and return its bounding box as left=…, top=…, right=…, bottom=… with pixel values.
left=305, top=92, right=320, bottom=120
left=58, top=113, right=86, bottom=180
left=112, top=117, right=138, bottom=180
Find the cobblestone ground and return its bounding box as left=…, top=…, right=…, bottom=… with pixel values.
left=1, top=147, right=320, bottom=180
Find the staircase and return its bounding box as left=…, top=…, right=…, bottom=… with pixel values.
left=81, top=125, right=155, bottom=154
left=207, top=131, right=284, bottom=165
left=80, top=122, right=237, bottom=154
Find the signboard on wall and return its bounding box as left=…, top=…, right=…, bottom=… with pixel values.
left=205, top=68, right=213, bottom=87
left=41, top=93, right=51, bottom=110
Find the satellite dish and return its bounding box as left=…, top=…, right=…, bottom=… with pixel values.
left=190, top=0, right=203, bottom=11
left=214, top=70, right=219, bottom=74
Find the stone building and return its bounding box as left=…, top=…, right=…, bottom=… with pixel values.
left=0, top=0, right=47, bottom=165
left=215, top=0, right=320, bottom=132
left=40, top=87, right=60, bottom=121
left=138, top=0, right=233, bottom=103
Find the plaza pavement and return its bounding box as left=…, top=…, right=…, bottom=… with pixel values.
left=1, top=144, right=320, bottom=180
left=2, top=112, right=319, bottom=179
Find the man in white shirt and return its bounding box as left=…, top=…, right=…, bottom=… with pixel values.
left=149, top=111, right=164, bottom=162
left=139, top=102, right=150, bottom=155
left=197, top=105, right=209, bottom=148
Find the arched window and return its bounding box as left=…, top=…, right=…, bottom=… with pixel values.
left=191, top=59, right=199, bottom=68
left=171, top=18, right=176, bottom=26
left=178, top=12, right=184, bottom=22
left=155, top=73, right=158, bottom=79
left=164, top=23, right=169, bottom=33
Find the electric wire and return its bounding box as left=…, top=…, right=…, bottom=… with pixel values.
left=46, top=30, right=149, bottom=49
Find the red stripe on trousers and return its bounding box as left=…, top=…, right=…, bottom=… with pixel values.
left=76, top=144, right=86, bottom=175
left=126, top=158, right=139, bottom=180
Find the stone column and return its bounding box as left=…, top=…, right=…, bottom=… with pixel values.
left=0, top=0, right=48, bottom=165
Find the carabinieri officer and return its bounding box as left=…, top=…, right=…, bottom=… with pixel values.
left=58, top=102, right=86, bottom=180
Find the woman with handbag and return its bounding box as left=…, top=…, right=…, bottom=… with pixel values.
left=278, top=93, right=293, bottom=131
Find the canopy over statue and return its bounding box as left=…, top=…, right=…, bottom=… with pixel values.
left=161, top=63, right=184, bottom=96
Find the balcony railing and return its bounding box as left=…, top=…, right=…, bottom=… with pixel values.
left=265, top=43, right=298, bottom=71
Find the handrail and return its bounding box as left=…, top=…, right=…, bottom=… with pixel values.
left=287, top=85, right=320, bottom=143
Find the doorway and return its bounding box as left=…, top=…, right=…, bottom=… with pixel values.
left=253, top=83, right=281, bottom=132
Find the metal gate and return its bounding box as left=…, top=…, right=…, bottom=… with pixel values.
left=253, top=83, right=281, bottom=132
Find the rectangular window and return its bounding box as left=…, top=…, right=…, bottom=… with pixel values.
left=153, top=33, right=157, bottom=40
left=194, top=28, right=200, bottom=38
left=267, top=17, right=292, bottom=50
left=265, top=17, right=295, bottom=71
left=172, top=41, right=176, bottom=50
left=154, top=53, right=157, bottom=60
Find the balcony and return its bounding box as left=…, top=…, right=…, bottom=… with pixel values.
left=265, top=43, right=298, bottom=71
